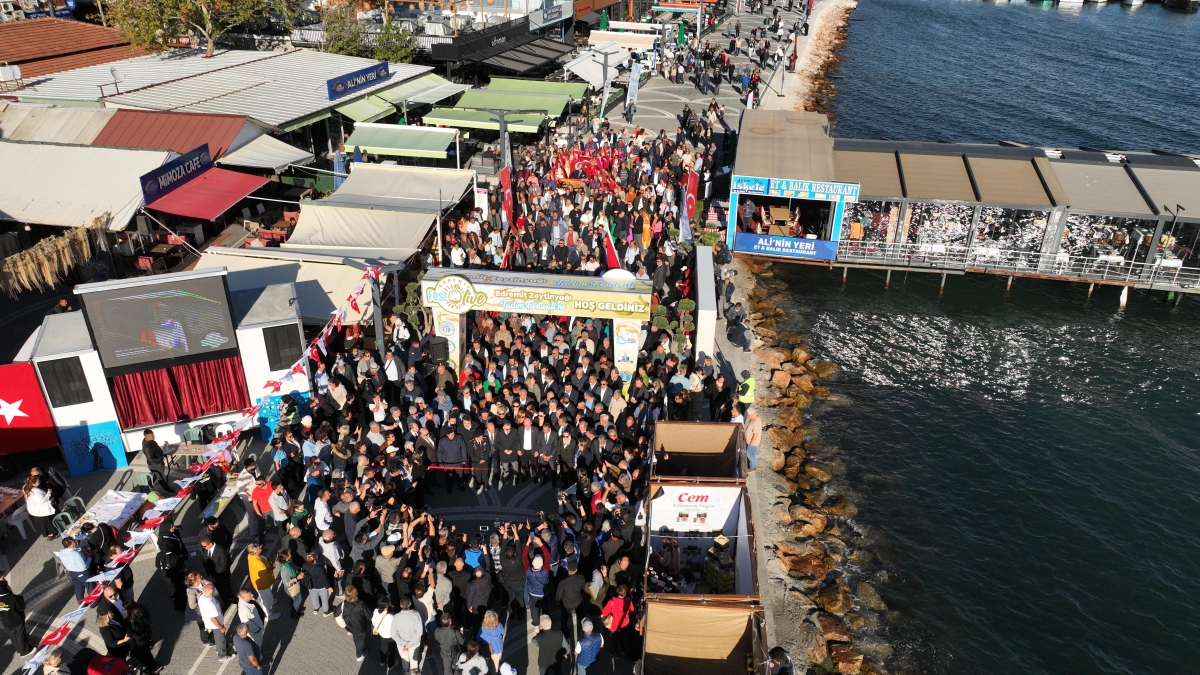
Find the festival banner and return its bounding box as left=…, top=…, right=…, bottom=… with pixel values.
left=500, top=166, right=514, bottom=230
left=625, top=61, right=642, bottom=110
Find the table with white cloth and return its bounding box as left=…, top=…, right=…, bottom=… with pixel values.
left=61, top=490, right=147, bottom=540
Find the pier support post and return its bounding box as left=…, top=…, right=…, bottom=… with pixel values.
left=842, top=266, right=848, bottom=283
left=885, top=270, right=891, bottom=288
left=940, top=273, right=947, bottom=294
left=1006, top=276, right=1013, bottom=291
left=1087, top=283, right=1095, bottom=300
left=1176, top=293, right=1183, bottom=307
left=1119, top=286, right=1129, bottom=308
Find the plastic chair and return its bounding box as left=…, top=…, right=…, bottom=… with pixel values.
left=51, top=513, right=73, bottom=535
left=62, top=496, right=87, bottom=521
left=181, top=427, right=205, bottom=444
left=6, top=504, right=31, bottom=540
left=133, top=472, right=154, bottom=492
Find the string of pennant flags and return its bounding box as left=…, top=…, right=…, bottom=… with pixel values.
left=21, top=265, right=383, bottom=673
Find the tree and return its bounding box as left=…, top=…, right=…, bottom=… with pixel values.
left=322, top=3, right=367, bottom=58
left=374, top=18, right=418, bottom=64
left=109, top=0, right=300, bottom=58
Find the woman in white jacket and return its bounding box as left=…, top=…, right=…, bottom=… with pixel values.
left=24, top=476, right=57, bottom=538
left=456, top=640, right=489, bottom=675
left=372, top=604, right=396, bottom=670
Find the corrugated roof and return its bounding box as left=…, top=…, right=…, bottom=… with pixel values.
left=91, top=109, right=250, bottom=157
left=0, top=140, right=170, bottom=229
left=833, top=150, right=902, bottom=199
left=0, top=18, right=143, bottom=78
left=18, top=49, right=270, bottom=103
left=1127, top=165, right=1200, bottom=216
left=457, top=88, right=571, bottom=118
left=1047, top=161, right=1154, bottom=216
left=420, top=108, right=545, bottom=133
left=0, top=102, right=115, bottom=144
left=898, top=153, right=976, bottom=202
left=735, top=110, right=834, bottom=183
left=98, top=50, right=431, bottom=128
left=967, top=157, right=1052, bottom=207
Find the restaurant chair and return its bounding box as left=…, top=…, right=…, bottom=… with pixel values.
left=133, top=472, right=154, bottom=492
left=63, top=496, right=87, bottom=521
left=155, top=233, right=185, bottom=246
left=6, top=505, right=31, bottom=540
left=282, top=210, right=300, bottom=224
left=51, top=513, right=73, bottom=536
left=256, top=203, right=267, bottom=215
left=258, top=229, right=287, bottom=244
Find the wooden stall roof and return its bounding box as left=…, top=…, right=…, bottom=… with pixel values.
left=898, top=153, right=976, bottom=202
left=833, top=150, right=903, bottom=199
left=968, top=157, right=1053, bottom=207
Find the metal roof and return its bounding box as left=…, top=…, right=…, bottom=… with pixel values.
left=0, top=102, right=115, bottom=144
left=91, top=109, right=253, bottom=157
left=344, top=123, right=458, bottom=159
left=0, top=140, right=170, bottom=230
left=832, top=150, right=902, bottom=199
left=32, top=312, right=94, bottom=358
left=20, top=49, right=432, bottom=130
left=898, top=153, right=976, bottom=202
left=1048, top=160, right=1155, bottom=216
left=0, top=17, right=143, bottom=79
left=1126, top=165, right=1200, bottom=216
left=230, top=282, right=301, bottom=327
left=734, top=110, right=834, bottom=183
left=967, top=157, right=1053, bottom=207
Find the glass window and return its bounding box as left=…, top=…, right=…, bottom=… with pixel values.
left=903, top=203, right=974, bottom=246
left=263, top=325, right=303, bottom=372
left=841, top=201, right=903, bottom=242
left=975, top=208, right=1050, bottom=252
left=38, top=356, right=92, bottom=408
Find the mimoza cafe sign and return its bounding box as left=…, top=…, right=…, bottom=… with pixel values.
left=139, top=144, right=212, bottom=204
left=421, top=272, right=652, bottom=321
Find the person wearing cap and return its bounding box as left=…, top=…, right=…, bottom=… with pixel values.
left=437, top=426, right=468, bottom=493
left=574, top=618, right=604, bottom=675
left=525, top=555, right=550, bottom=627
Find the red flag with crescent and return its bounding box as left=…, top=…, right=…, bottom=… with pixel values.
left=291, top=360, right=307, bottom=377
left=349, top=294, right=361, bottom=314
left=106, top=547, right=137, bottom=568
left=685, top=170, right=700, bottom=225
left=500, top=166, right=513, bottom=230
left=264, top=380, right=282, bottom=394
left=81, top=584, right=104, bottom=605
left=39, top=622, right=72, bottom=647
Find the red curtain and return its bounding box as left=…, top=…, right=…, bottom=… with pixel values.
left=109, top=356, right=251, bottom=429
left=170, top=357, right=251, bottom=420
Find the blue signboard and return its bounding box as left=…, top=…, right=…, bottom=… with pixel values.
left=734, top=232, right=839, bottom=261
left=326, top=62, right=391, bottom=100
left=139, top=144, right=212, bottom=205
left=731, top=174, right=859, bottom=203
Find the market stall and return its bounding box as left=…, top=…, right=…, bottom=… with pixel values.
left=641, top=597, right=768, bottom=675
left=651, top=421, right=745, bottom=478
left=645, top=479, right=757, bottom=597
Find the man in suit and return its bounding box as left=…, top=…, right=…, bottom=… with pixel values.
left=199, top=534, right=233, bottom=608
left=533, top=421, right=561, bottom=485
left=140, top=430, right=175, bottom=495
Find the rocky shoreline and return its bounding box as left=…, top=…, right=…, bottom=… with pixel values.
left=795, top=0, right=856, bottom=116
left=734, top=259, right=894, bottom=675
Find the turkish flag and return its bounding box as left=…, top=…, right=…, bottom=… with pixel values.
left=38, top=622, right=72, bottom=647
left=499, top=166, right=514, bottom=231
left=685, top=170, right=700, bottom=224
left=0, top=363, right=58, bottom=455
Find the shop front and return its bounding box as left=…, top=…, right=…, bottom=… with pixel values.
left=431, top=16, right=576, bottom=76
left=726, top=110, right=860, bottom=262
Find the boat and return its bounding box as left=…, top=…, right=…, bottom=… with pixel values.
left=1163, top=0, right=1198, bottom=8
left=1122, top=0, right=1143, bottom=6
left=1057, top=0, right=1085, bottom=5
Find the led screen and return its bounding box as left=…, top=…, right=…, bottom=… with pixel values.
left=81, top=275, right=239, bottom=374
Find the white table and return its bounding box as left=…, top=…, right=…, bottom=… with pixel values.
left=61, top=490, right=147, bottom=540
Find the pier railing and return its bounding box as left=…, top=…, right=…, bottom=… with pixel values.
left=835, top=241, right=1200, bottom=289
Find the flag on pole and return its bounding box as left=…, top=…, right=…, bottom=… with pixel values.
left=603, top=229, right=622, bottom=270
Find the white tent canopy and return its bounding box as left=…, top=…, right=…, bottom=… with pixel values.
left=0, top=140, right=171, bottom=230
left=321, top=164, right=475, bottom=212
left=587, top=30, right=657, bottom=52
left=286, top=204, right=433, bottom=257
left=191, top=247, right=375, bottom=323
left=216, top=134, right=314, bottom=171
left=564, top=43, right=632, bottom=88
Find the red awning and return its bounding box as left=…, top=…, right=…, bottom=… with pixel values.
left=145, top=167, right=270, bottom=221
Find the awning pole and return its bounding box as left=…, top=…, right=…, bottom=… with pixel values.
left=138, top=210, right=204, bottom=257
left=437, top=189, right=444, bottom=267
left=456, top=130, right=461, bottom=170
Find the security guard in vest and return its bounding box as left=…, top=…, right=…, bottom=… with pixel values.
left=736, top=369, right=756, bottom=405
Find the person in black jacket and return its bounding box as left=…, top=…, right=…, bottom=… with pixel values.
left=96, top=609, right=131, bottom=661
left=436, top=427, right=468, bottom=493
left=0, top=575, right=33, bottom=656
left=199, top=534, right=233, bottom=609
left=140, top=430, right=175, bottom=495
left=157, top=517, right=189, bottom=612
left=554, top=561, right=586, bottom=640
left=126, top=603, right=162, bottom=673
left=340, top=586, right=373, bottom=662
left=464, top=566, right=492, bottom=635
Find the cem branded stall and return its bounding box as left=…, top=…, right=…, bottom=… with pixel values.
left=642, top=478, right=766, bottom=675
left=16, top=268, right=309, bottom=475
left=651, top=420, right=746, bottom=478
left=726, top=110, right=860, bottom=262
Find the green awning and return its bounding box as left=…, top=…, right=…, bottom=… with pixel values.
left=344, top=123, right=458, bottom=159
left=488, top=78, right=590, bottom=98
left=335, top=95, right=396, bottom=123
left=376, top=73, right=469, bottom=106
left=456, top=89, right=570, bottom=118
left=278, top=110, right=332, bottom=133
left=421, top=108, right=546, bottom=133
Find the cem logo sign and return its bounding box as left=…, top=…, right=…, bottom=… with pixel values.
left=426, top=275, right=488, bottom=314
left=139, top=144, right=212, bottom=205
left=326, top=63, right=391, bottom=100
left=492, top=36, right=507, bottom=46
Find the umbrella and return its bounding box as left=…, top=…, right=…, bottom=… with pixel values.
left=599, top=9, right=608, bottom=30
left=677, top=21, right=686, bottom=46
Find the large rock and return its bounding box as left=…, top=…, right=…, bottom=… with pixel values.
left=774, top=541, right=802, bottom=557
left=789, top=590, right=818, bottom=615
left=819, top=584, right=854, bottom=615
left=754, top=299, right=776, bottom=313
left=791, top=374, right=816, bottom=393
left=769, top=449, right=787, bottom=473
left=769, top=427, right=801, bottom=450
left=792, top=393, right=814, bottom=408
left=795, top=622, right=828, bottom=664
left=830, top=644, right=864, bottom=674
left=753, top=347, right=783, bottom=370
left=813, top=386, right=832, bottom=399
left=805, top=461, right=834, bottom=482
left=790, top=505, right=829, bottom=532
left=792, top=522, right=823, bottom=538
left=783, top=553, right=834, bottom=580
left=791, top=347, right=812, bottom=364
left=757, top=318, right=778, bottom=332
left=778, top=407, right=804, bottom=428
left=814, top=613, right=851, bottom=642
left=824, top=498, right=859, bottom=518
left=771, top=370, right=793, bottom=389
left=807, top=360, right=839, bottom=379
left=855, top=582, right=888, bottom=612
